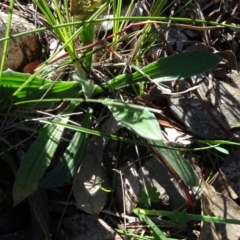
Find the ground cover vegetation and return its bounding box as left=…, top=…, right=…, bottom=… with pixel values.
left=0, top=0, right=240, bottom=239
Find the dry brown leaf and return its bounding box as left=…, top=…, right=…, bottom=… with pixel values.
left=23, top=61, right=42, bottom=74
left=200, top=184, right=240, bottom=240
left=73, top=117, right=121, bottom=216
left=73, top=135, right=108, bottom=216
left=198, top=71, right=240, bottom=129
left=213, top=150, right=240, bottom=200
left=217, top=50, right=237, bottom=70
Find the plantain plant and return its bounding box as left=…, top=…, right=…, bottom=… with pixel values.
left=0, top=0, right=234, bottom=239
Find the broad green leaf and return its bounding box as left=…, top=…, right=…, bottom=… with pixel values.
left=104, top=99, right=161, bottom=140
left=149, top=139, right=199, bottom=186
left=0, top=51, right=221, bottom=104
left=93, top=51, right=221, bottom=94
left=40, top=108, right=92, bottom=188
left=0, top=70, right=82, bottom=102
left=13, top=103, right=77, bottom=205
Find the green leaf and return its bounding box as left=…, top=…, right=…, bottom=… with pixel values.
left=40, top=108, right=92, bottom=188
left=72, top=72, right=96, bottom=98
left=140, top=186, right=160, bottom=208
left=199, top=139, right=240, bottom=146
left=197, top=140, right=230, bottom=154
left=149, top=139, right=199, bottom=186
left=213, top=146, right=229, bottom=154
left=93, top=51, right=221, bottom=94
left=136, top=211, right=168, bottom=240
left=168, top=209, right=188, bottom=228
left=104, top=99, right=161, bottom=140
left=13, top=103, right=77, bottom=205
left=80, top=24, right=94, bottom=70
left=0, top=70, right=82, bottom=103
left=140, top=190, right=150, bottom=208
left=146, top=186, right=160, bottom=203
left=114, top=229, right=152, bottom=239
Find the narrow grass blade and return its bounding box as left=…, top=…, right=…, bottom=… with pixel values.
left=0, top=0, right=15, bottom=75
left=80, top=24, right=94, bottom=70
left=131, top=0, right=167, bottom=59
left=134, top=208, right=240, bottom=226
left=134, top=209, right=168, bottom=240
